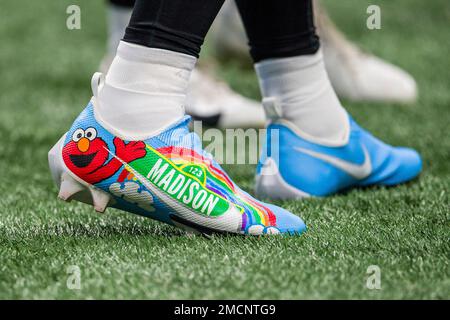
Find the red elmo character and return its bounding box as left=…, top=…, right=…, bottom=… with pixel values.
left=63, top=127, right=146, bottom=185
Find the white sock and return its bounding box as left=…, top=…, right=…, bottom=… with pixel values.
left=255, top=50, right=350, bottom=146
left=106, top=4, right=132, bottom=57
left=95, top=41, right=196, bottom=140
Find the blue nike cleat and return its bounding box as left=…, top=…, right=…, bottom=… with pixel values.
left=256, top=113, right=422, bottom=199
left=48, top=73, right=306, bottom=236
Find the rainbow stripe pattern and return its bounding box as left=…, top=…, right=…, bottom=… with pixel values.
left=153, top=146, right=277, bottom=232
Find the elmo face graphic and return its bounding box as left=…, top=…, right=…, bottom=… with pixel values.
left=63, top=127, right=146, bottom=185
left=64, top=128, right=108, bottom=175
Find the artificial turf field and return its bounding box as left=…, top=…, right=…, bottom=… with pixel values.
left=0, top=0, right=449, bottom=299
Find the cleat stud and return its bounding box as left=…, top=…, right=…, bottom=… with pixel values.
left=89, top=187, right=110, bottom=213
left=58, top=173, right=85, bottom=201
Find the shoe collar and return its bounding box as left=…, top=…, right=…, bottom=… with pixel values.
left=262, top=97, right=351, bottom=147
left=90, top=72, right=189, bottom=141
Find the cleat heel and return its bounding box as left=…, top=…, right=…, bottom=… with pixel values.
left=49, top=132, right=111, bottom=213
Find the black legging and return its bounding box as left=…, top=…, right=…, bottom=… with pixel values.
left=236, top=0, right=319, bottom=61
left=109, top=0, right=135, bottom=7
left=112, top=0, right=320, bottom=62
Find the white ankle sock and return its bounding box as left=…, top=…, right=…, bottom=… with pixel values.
left=95, top=41, right=196, bottom=140
left=255, top=50, right=350, bottom=146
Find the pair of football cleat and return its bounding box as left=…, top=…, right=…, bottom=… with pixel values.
left=48, top=74, right=422, bottom=236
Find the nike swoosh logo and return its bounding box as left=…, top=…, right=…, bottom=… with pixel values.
left=294, top=145, right=372, bottom=179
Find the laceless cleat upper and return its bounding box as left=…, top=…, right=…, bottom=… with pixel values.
left=49, top=96, right=306, bottom=236
left=256, top=117, right=422, bottom=199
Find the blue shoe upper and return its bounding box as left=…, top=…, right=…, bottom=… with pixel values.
left=257, top=117, right=422, bottom=196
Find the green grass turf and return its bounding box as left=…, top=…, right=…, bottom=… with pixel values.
left=0, top=0, right=449, bottom=299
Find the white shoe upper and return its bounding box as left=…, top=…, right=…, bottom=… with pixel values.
left=322, top=41, right=417, bottom=103
left=186, top=69, right=266, bottom=128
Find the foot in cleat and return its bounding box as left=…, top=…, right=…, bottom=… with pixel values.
left=256, top=115, right=422, bottom=200
left=48, top=75, right=306, bottom=236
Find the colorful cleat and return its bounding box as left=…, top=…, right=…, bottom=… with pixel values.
left=48, top=75, right=306, bottom=236
left=256, top=105, right=422, bottom=199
